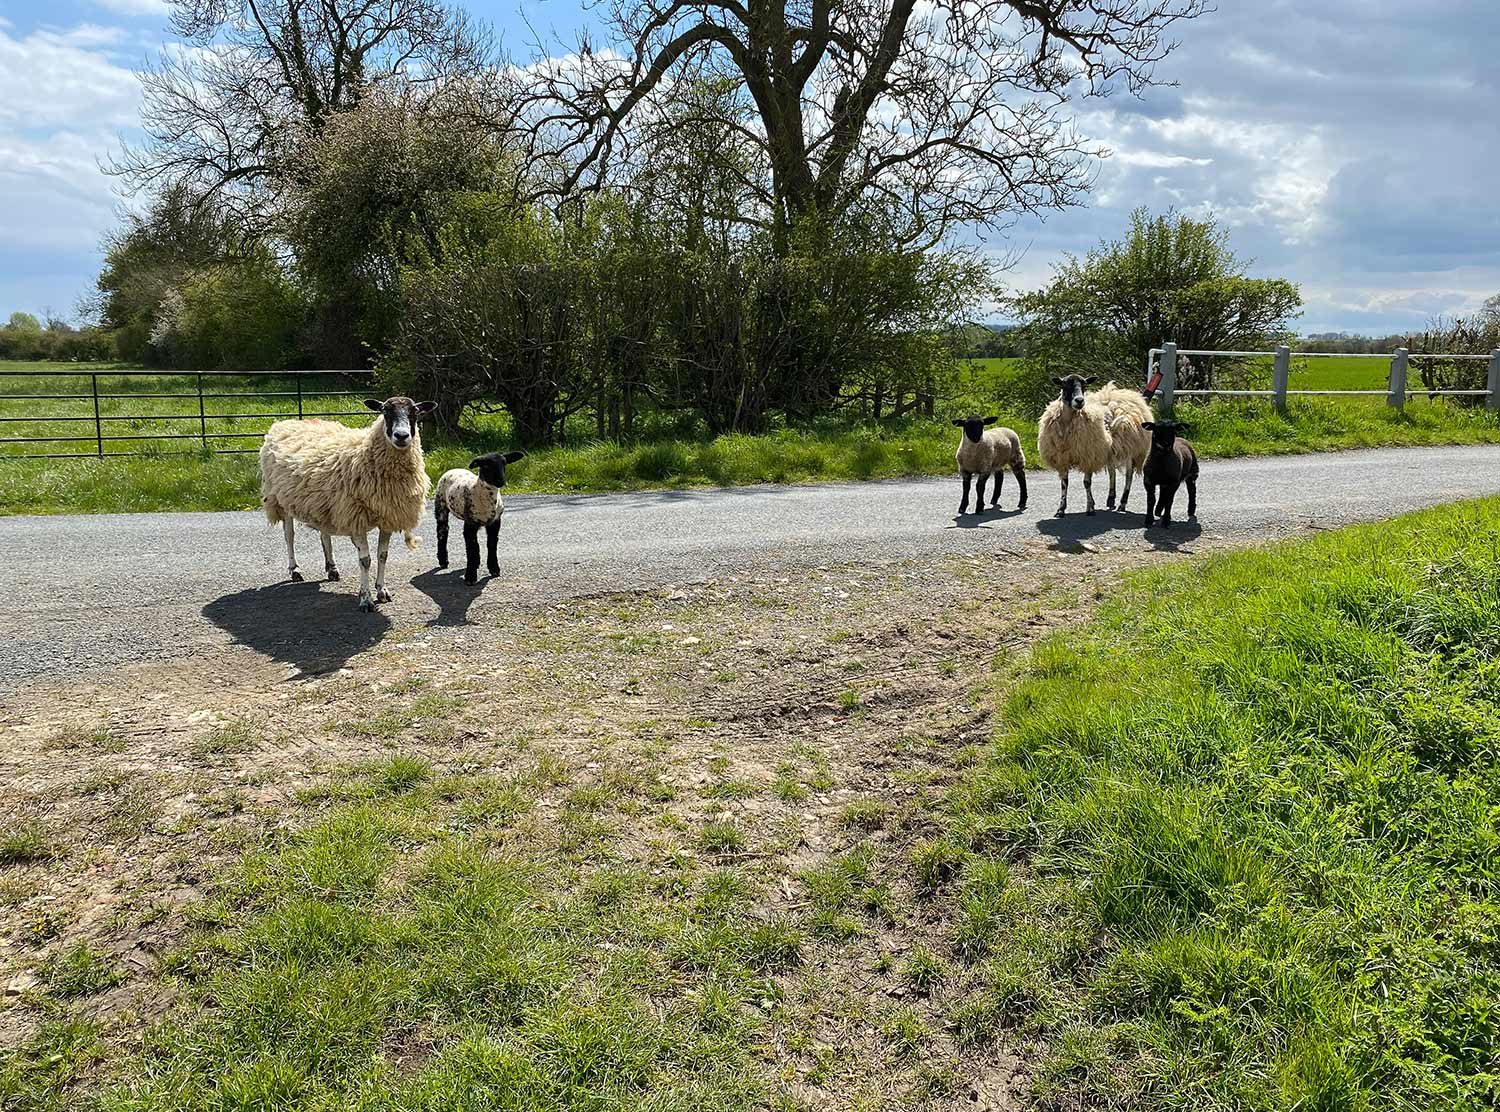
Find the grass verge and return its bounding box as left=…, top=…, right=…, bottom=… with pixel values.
left=936, top=498, right=1500, bottom=1109
left=3, top=359, right=1500, bottom=515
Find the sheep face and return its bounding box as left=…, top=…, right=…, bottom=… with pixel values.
left=470, top=450, right=527, bottom=487
left=364, top=396, right=437, bottom=449
left=1052, top=374, right=1096, bottom=412
left=1142, top=419, right=1190, bottom=452
left=951, top=415, right=999, bottom=444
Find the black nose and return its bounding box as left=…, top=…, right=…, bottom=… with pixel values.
left=393, top=432, right=410, bottom=445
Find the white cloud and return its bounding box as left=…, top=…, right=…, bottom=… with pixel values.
left=0, top=25, right=139, bottom=130
left=93, top=0, right=171, bottom=16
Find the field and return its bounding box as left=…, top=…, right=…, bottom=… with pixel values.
left=2, top=358, right=1499, bottom=516
left=4, top=499, right=1496, bottom=1109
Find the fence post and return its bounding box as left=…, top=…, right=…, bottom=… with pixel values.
left=1488, top=349, right=1500, bottom=414
left=91, top=374, right=103, bottom=458
left=1159, top=342, right=1177, bottom=411
left=1272, top=345, right=1290, bottom=415
left=1388, top=347, right=1408, bottom=408
left=296, top=374, right=304, bottom=419
left=197, top=372, right=207, bottom=448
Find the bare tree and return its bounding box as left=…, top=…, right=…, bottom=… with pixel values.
left=110, top=0, right=493, bottom=227
left=518, top=0, right=1207, bottom=250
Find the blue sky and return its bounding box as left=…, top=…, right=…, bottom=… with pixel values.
left=2, top=0, right=1497, bottom=334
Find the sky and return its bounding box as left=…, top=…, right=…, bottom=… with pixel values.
left=1, top=0, right=1496, bottom=335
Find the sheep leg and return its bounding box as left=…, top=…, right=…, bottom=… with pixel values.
left=1118, top=464, right=1134, bottom=512
left=485, top=521, right=500, bottom=577
left=462, top=521, right=481, bottom=585
left=993, top=470, right=1003, bottom=507
left=975, top=473, right=989, bottom=511
left=1013, top=461, right=1027, bottom=510
left=283, top=517, right=302, bottom=582
left=1083, top=472, right=1097, bottom=515
left=1159, top=483, right=1178, bottom=528
left=959, top=470, right=972, bottom=515
left=351, top=532, right=374, bottom=611
left=375, top=529, right=393, bottom=602
left=1143, top=481, right=1157, bottom=528
left=1187, top=478, right=1197, bottom=519
left=1106, top=466, right=1117, bottom=510
left=435, top=501, right=450, bottom=568
left=1056, top=471, right=1069, bottom=516
left=320, top=531, right=338, bottom=581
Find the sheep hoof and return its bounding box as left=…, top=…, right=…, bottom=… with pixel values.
left=359, top=597, right=375, bottom=612
left=377, top=587, right=392, bottom=603
left=487, top=565, right=500, bottom=578
left=1086, top=508, right=1096, bottom=516
left=463, top=571, right=478, bottom=585
left=289, top=570, right=304, bottom=583
left=437, top=558, right=449, bottom=569
left=326, top=568, right=340, bottom=582
left=1017, top=500, right=1027, bottom=511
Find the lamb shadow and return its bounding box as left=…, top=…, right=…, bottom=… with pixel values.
left=202, top=580, right=391, bottom=674
left=409, top=567, right=490, bottom=626
left=1143, top=518, right=1205, bottom=551
left=948, top=504, right=1027, bottom=530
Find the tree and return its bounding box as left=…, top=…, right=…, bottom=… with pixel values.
left=6, top=312, right=41, bottom=333
left=519, top=0, right=1206, bottom=251
left=1007, top=208, right=1302, bottom=392
left=1482, top=292, right=1500, bottom=323
left=111, top=0, right=492, bottom=231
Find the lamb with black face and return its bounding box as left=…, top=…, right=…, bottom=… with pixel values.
left=434, top=449, right=528, bottom=583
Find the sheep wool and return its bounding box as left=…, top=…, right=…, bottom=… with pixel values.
left=956, top=427, right=1024, bottom=476
left=1037, top=399, right=1113, bottom=476
left=1090, top=381, right=1152, bottom=470
left=435, top=468, right=502, bottom=525
left=260, top=416, right=431, bottom=549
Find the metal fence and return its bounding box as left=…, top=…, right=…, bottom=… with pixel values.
left=1148, top=342, right=1500, bottom=413
left=0, top=368, right=376, bottom=460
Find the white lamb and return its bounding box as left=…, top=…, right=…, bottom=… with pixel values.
left=1036, top=374, right=1114, bottom=516
left=951, top=415, right=1027, bottom=514
left=434, top=450, right=526, bottom=584
left=259, top=396, right=435, bottom=611
left=1088, top=381, right=1153, bottom=512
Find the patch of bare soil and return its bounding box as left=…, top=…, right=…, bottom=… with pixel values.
left=0, top=535, right=1190, bottom=1107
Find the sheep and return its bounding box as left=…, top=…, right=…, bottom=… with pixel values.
left=1036, top=374, right=1114, bottom=516
left=1140, top=419, right=1199, bottom=528
left=951, top=415, right=1027, bottom=515
left=260, top=396, right=436, bottom=611
left=435, top=450, right=527, bottom=584
left=1088, top=381, right=1153, bottom=512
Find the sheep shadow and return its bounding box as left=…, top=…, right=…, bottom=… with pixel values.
left=948, top=504, right=1028, bottom=530
left=409, top=567, right=491, bottom=626
left=1035, top=509, right=1203, bottom=551
left=202, top=580, right=391, bottom=674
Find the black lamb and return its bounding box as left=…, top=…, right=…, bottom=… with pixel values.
left=1140, top=420, right=1198, bottom=529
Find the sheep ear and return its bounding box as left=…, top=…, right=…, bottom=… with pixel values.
left=983, top=415, right=998, bottom=425
left=1082, top=376, right=1097, bottom=385
left=951, top=418, right=965, bottom=427
left=468, top=457, right=484, bottom=469
left=1052, top=377, right=1066, bottom=386
left=502, top=450, right=527, bottom=464
left=414, top=401, right=437, bottom=415
left=1176, top=424, right=1190, bottom=434
left=363, top=399, right=382, bottom=412
left=1142, top=421, right=1155, bottom=430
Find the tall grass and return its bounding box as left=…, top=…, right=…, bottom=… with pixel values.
left=940, top=498, right=1500, bottom=1109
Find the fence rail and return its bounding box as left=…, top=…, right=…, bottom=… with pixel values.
left=1148, top=343, right=1500, bottom=413
left=0, top=368, right=377, bottom=460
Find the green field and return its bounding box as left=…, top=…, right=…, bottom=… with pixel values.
left=940, top=498, right=1500, bottom=1108
left=2, top=359, right=1498, bottom=516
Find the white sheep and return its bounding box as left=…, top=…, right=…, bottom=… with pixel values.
left=951, top=415, right=1027, bottom=514
left=434, top=450, right=526, bottom=584
left=1088, top=381, right=1153, bottom=512
left=1037, top=374, right=1114, bottom=516
left=259, top=397, right=435, bottom=611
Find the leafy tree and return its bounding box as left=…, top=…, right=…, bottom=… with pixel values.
left=7, top=312, right=41, bottom=333
left=1008, top=208, right=1302, bottom=393
left=1482, top=292, right=1500, bottom=323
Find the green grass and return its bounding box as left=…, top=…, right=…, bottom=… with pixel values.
left=938, top=498, right=1500, bottom=1109
left=5, top=357, right=1499, bottom=516
left=67, top=782, right=800, bottom=1111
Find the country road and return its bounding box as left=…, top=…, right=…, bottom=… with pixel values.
left=3, top=444, right=1499, bottom=690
